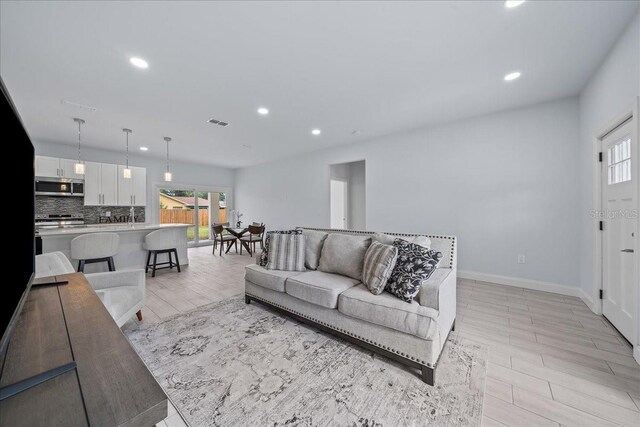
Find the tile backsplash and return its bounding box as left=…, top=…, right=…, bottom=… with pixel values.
left=36, top=196, right=146, bottom=224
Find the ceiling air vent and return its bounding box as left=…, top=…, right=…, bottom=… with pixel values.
left=207, top=118, right=229, bottom=127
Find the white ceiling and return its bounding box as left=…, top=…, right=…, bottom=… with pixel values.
left=1, top=1, right=637, bottom=168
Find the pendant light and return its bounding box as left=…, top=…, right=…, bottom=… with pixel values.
left=73, top=118, right=86, bottom=175
left=122, top=128, right=132, bottom=178
left=164, top=136, right=172, bottom=182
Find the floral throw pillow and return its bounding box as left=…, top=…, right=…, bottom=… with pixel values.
left=258, top=229, right=303, bottom=267
left=386, top=239, right=442, bottom=303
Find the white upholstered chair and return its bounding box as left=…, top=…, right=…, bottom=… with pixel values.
left=70, top=232, right=120, bottom=272
left=144, top=229, right=181, bottom=277
left=35, top=251, right=145, bottom=327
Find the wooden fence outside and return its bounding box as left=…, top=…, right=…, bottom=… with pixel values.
left=159, top=208, right=226, bottom=226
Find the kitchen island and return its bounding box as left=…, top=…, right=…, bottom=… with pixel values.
left=39, top=223, right=190, bottom=273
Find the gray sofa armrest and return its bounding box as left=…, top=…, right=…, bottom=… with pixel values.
left=85, top=269, right=145, bottom=292
left=417, top=268, right=456, bottom=312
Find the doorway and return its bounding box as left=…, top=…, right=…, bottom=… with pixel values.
left=599, top=118, right=638, bottom=345
left=330, top=179, right=348, bottom=229
left=158, top=188, right=227, bottom=246
left=329, top=160, right=366, bottom=229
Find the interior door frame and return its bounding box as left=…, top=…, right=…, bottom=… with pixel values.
left=591, top=97, right=639, bottom=351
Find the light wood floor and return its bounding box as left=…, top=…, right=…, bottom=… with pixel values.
left=143, top=247, right=640, bottom=427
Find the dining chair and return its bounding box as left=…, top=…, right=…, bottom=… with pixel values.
left=240, top=224, right=264, bottom=255
left=212, top=224, right=237, bottom=256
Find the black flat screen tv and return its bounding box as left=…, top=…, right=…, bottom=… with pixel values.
left=0, top=77, right=35, bottom=370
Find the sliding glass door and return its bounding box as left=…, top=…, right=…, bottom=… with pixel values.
left=158, top=187, right=228, bottom=247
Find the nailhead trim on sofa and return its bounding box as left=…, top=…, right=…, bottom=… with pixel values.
left=245, top=291, right=433, bottom=367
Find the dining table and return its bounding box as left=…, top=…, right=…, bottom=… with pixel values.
left=223, top=226, right=253, bottom=255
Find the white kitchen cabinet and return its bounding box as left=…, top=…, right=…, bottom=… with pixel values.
left=84, top=162, right=118, bottom=206
left=35, top=156, right=85, bottom=179
left=117, top=165, right=147, bottom=206
left=101, top=163, right=118, bottom=205
left=131, top=166, right=146, bottom=206
left=35, top=156, right=62, bottom=178
left=59, top=158, right=85, bottom=180
left=83, top=161, right=101, bottom=205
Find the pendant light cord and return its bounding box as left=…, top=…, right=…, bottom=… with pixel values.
left=77, top=120, right=82, bottom=162
left=126, top=131, right=129, bottom=168
left=165, top=137, right=170, bottom=173
left=73, top=118, right=85, bottom=164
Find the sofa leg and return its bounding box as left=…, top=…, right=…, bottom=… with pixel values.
left=451, top=319, right=456, bottom=332
left=421, top=365, right=434, bottom=386
left=244, top=295, right=251, bottom=305
left=136, top=310, right=142, bottom=321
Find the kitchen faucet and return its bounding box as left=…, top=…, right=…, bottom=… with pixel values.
left=129, top=205, right=135, bottom=227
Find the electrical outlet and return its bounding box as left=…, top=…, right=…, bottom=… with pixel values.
left=105, top=211, right=111, bottom=217
left=517, top=254, right=526, bottom=264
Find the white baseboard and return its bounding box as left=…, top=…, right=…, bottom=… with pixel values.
left=578, top=288, right=597, bottom=313
left=458, top=270, right=579, bottom=298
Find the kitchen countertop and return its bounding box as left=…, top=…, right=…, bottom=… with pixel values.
left=38, top=223, right=191, bottom=238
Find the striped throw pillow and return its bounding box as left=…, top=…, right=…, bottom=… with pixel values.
left=362, top=241, right=398, bottom=295
left=265, top=233, right=306, bottom=271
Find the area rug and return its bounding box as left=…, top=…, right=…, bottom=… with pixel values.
left=124, top=297, right=487, bottom=427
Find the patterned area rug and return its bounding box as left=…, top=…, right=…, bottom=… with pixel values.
left=124, top=297, right=487, bottom=426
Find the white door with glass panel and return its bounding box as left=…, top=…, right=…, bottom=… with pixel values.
left=330, top=179, right=348, bottom=229
left=602, top=120, right=637, bottom=344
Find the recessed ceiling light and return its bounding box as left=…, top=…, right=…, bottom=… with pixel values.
left=311, top=129, right=321, bottom=136
left=505, top=0, right=525, bottom=8
left=139, top=146, right=149, bottom=151
left=129, top=57, right=149, bottom=69
left=257, top=107, right=269, bottom=115
left=504, top=71, right=521, bottom=81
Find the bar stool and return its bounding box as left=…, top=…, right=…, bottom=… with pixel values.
left=71, top=232, right=120, bottom=272
left=144, top=229, right=181, bottom=277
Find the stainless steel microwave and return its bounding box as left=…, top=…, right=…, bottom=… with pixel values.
left=35, top=177, right=84, bottom=197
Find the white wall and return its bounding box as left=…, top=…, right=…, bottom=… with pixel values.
left=577, top=12, right=639, bottom=356
left=578, top=12, right=640, bottom=303
left=348, top=161, right=366, bottom=230
left=236, top=97, right=581, bottom=288
left=33, top=141, right=235, bottom=223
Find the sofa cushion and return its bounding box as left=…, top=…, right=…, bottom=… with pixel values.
left=318, top=233, right=371, bottom=280
left=285, top=271, right=360, bottom=308
left=338, top=284, right=439, bottom=339
left=386, top=239, right=443, bottom=303
left=258, top=229, right=302, bottom=267
left=303, top=230, right=328, bottom=270
left=372, top=232, right=431, bottom=249
left=245, top=264, right=304, bottom=292
left=361, top=241, right=398, bottom=295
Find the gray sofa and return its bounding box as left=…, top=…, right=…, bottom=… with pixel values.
left=244, top=227, right=457, bottom=385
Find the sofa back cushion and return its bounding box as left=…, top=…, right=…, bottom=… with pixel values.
left=302, top=230, right=328, bottom=270
left=372, top=232, right=431, bottom=249
left=362, top=241, right=398, bottom=295
left=266, top=234, right=306, bottom=272
left=318, top=233, right=371, bottom=280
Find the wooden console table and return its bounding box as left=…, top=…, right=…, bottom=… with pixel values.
left=0, top=273, right=167, bottom=426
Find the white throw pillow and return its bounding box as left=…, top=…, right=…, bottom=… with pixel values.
left=372, top=232, right=431, bottom=249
